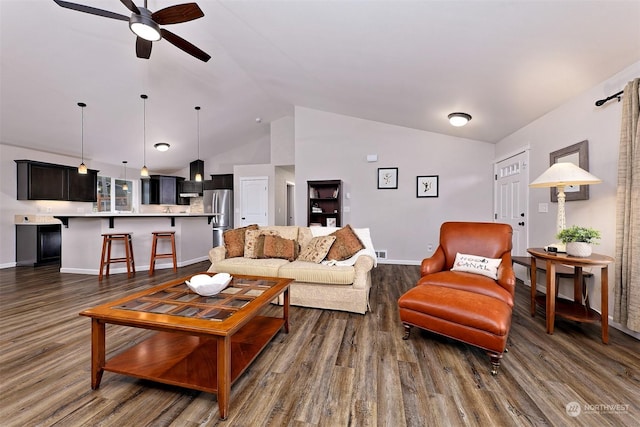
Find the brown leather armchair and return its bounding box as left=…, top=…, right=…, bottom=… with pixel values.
left=398, top=222, right=515, bottom=375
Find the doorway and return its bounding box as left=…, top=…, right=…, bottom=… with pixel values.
left=286, top=182, right=295, bottom=226
left=494, top=150, right=529, bottom=256
left=239, top=177, right=268, bottom=226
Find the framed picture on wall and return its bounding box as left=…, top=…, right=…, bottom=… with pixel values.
left=549, top=140, right=590, bottom=202
left=378, top=167, right=398, bottom=189
left=417, top=175, right=438, bottom=198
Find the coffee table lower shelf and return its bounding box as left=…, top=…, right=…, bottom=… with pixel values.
left=103, top=315, right=284, bottom=394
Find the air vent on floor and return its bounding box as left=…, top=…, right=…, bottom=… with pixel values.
left=375, top=250, right=387, bottom=259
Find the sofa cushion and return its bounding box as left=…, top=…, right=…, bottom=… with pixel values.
left=326, top=224, right=365, bottom=261
left=213, top=257, right=289, bottom=277
left=223, top=224, right=258, bottom=258
left=244, top=229, right=279, bottom=258
left=417, top=271, right=514, bottom=307
left=259, top=225, right=299, bottom=241
left=298, top=235, right=336, bottom=263
left=263, top=235, right=299, bottom=261
left=279, top=261, right=355, bottom=285
left=451, top=252, right=502, bottom=279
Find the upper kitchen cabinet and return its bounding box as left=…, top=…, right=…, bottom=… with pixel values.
left=15, top=160, right=98, bottom=202
left=141, top=175, right=184, bottom=205
left=68, top=168, right=98, bottom=202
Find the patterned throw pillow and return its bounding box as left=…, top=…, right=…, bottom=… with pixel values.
left=244, top=229, right=280, bottom=258
left=223, top=224, right=258, bottom=258
left=326, top=224, right=365, bottom=261
left=262, top=235, right=299, bottom=261
left=297, top=235, right=337, bottom=263
left=451, top=252, right=502, bottom=279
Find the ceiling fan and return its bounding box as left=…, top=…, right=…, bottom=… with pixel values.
left=53, top=0, right=211, bottom=62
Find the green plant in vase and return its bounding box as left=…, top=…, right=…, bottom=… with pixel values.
left=556, top=226, right=600, bottom=257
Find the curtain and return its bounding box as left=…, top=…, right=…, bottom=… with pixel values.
left=614, top=78, right=640, bottom=332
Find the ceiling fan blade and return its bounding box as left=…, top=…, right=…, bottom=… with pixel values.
left=160, top=29, right=211, bottom=62
left=152, top=3, right=204, bottom=25
left=136, top=37, right=152, bottom=59
left=120, top=0, right=140, bottom=15
left=54, top=0, right=129, bottom=21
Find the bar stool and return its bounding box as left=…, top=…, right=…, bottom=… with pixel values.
left=99, top=232, right=135, bottom=281
left=149, top=231, right=177, bottom=276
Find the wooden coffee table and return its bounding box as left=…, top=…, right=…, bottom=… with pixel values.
left=80, top=273, right=292, bottom=420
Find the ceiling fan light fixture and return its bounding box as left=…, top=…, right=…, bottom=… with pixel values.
left=448, top=112, right=472, bottom=127
left=129, top=8, right=161, bottom=41
left=154, top=142, right=170, bottom=152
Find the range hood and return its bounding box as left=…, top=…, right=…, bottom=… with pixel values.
left=179, top=160, right=206, bottom=197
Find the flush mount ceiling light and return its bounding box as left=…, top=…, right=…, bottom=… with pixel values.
left=154, top=142, right=170, bottom=152
left=448, top=112, right=472, bottom=127
left=140, top=94, right=149, bottom=178
left=77, top=102, right=88, bottom=174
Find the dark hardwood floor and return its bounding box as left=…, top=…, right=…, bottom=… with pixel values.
left=0, top=262, right=638, bottom=426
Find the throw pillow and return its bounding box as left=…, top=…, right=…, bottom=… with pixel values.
left=326, top=224, right=365, bottom=261
left=262, top=235, right=299, bottom=261
left=451, top=252, right=502, bottom=279
left=223, top=224, right=258, bottom=258
left=297, top=235, right=337, bottom=263
left=244, top=229, right=279, bottom=258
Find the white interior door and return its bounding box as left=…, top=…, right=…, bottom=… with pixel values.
left=495, top=151, right=529, bottom=256
left=240, top=177, right=268, bottom=226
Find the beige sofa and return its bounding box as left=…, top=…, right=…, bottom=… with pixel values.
left=207, top=225, right=376, bottom=314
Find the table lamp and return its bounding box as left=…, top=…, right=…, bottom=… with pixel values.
left=529, top=162, right=602, bottom=252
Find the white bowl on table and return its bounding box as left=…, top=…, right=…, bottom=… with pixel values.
left=186, top=273, right=232, bottom=296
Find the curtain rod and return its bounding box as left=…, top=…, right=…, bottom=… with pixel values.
left=595, top=90, right=624, bottom=107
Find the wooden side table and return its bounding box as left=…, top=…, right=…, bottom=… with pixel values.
left=527, top=248, right=614, bottom=343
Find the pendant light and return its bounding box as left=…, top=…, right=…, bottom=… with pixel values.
left=77, top=102, right=88, bottom=174
left=122, top=161, right=129, bottom=191
left=194, top=106, right=202, bottom=182
left=140, top=94, right=149, bottom=177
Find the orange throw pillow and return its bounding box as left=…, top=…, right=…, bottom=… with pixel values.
left=326, top=224, right=365, bottom=261
left=223, top=224, right=258, bottom=258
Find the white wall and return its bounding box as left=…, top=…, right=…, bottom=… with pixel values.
left=294, top=107, right=496, bottom=264
left=496, top=60, right=640, bottom=335
left=271, top=116, right=295, bottom=166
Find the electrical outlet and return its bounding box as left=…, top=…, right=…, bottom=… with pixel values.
left=427, top=243, right=433, bottom=252
left=538, top=203, right=548, bottom=213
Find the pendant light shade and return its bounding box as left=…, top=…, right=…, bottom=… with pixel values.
left=78, top=102, right=88, bottom=174
left=140, top=94, right=149, bottom=178
left=122, top=161, right=129, bottom=192
left=194, top=106, right=202, bottom=182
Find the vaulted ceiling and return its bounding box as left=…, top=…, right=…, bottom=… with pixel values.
left=1, top=1, right=639, bottom=173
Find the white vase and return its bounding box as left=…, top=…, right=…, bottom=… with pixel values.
left=566, top=242, right=592, bottom=257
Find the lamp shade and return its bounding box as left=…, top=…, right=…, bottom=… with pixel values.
left=529, top=162, right=602, bottom=188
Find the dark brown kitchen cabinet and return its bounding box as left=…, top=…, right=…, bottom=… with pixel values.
left=16, top=224, right=61, bottom=266
left=15, top=160, right=98, bottom=202
left=141, top=175, right=184, bottom=205
left=68, top=168, right=98, bottom=202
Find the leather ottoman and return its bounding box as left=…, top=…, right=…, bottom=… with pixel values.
left=398, top=284, right=512, bottom=374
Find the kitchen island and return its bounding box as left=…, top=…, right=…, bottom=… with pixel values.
left=53, top=213, right=217, bottom=275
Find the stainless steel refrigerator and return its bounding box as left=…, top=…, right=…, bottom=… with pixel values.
left=204, top=189, right=233, bottom=247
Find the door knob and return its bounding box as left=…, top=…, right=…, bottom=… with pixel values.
left=520, top=213, right=525, bottom=217
left=518, top=222, right=525, bottom=226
